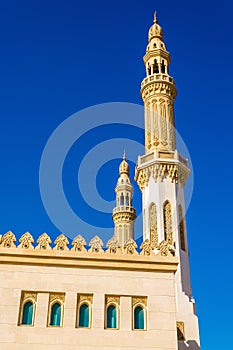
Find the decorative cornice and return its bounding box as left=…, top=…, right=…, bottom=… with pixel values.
left=112, top=210, right=136, bottom=223
left=135, top=158, right=190, bottom=191
left=143, top=49, right=170, bottom=64
left=0, top=232, right=178, bottom=273
left=141, top=78, right=177, bottom=100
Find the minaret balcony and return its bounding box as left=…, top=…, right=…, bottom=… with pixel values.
left=141, top=73, right=175, bottom=89
left=113, top=206, right=136, bottom=215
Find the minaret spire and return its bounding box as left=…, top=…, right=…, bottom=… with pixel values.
left=112, top=154, right=136, bottom=246
left=141, top=12, right=177, bottom=152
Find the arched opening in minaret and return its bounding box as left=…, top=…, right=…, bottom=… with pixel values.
left=126, top=193, right=129, bottom=206
left=120, top=193, right=124, bottom=206
left=178, top=205, right=186, bottom=251
left=161, top=60, right=166, bottom=74
left=153, top=59, right=159, bottom=74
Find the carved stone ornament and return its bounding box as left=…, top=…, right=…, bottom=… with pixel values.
left=22, top=291, right=37, bottom=302
left=164, top=201, right=173, bottom=245
left=89, top=235, right=104, bottom=253
left=36, top=233, right=52, bottom=250
left=177, top=321, right=185, bottom=340
left=49, top=293, right=65, bottom=304
left=1, top=231, right=16, bottom=248
left=106, top=237, right=120, bottom=254
left=18, top=232, right=34, bottom=249
left=132, top=296, right=147, bottom=307
left=105, top=295, right=120, bottom=306
left=124, top=238, right=138, bottom=255
left=158, top=240, right=171, bottom=257
left=71, top=235, right=86, bottom=252
left=135, top=162, right=189, bottom=191
left=54, top=234, right=69, bottom=251
left=149, top=203, right=158, bottom=249
left=140, top=239, right=152, bottom=256
left=78, top=294, right=93, bottom=305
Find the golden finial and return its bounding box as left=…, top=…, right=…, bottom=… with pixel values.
left=154, top=11, right=157, bottom=23
left=119, top=151, right=129, bottom=175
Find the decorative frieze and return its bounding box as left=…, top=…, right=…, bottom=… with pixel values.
left=124, top=238, right=138, bottom=255
left=140, top=239, right=152, bottom=256
left=135, top=161, right=189, bottom=191
left=18, top=232, right=34, bottom=249
left=0, top=231, right=16, bottom=248
left=72, top=235, right=86, bottom=252
left=0, top=231, right=177, bottom=259
left=36, top=233, right=52, bottom=250
left=54, top=234, right=69, bottom=251
left=106, top=237, right=120, bottom=254
left=89, top=235, right=104, bottom=253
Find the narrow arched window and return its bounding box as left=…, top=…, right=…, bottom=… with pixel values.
left=22, top=301, right=34, bottom=325
left=50, top=302, right=61, bottom=327
left=179, top=205, right=186, bottom=251
left=106, top=305, right=117, bottom=329
left=161, top=60, right=166, bottom=73
left=79, top=304, right=90, bottom=328
left=126, top=193, right=129, bottom=206
left=120, top=193, right=124, bottom=205
left=134, top=306, right=145, bottom=330
left=153, top=59, right=159, bottom=74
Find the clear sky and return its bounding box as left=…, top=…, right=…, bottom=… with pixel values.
left=0, top=0, right=232, bottom=348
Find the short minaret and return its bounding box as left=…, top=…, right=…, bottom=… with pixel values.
left=135, top=12, right=200, bottom=349
left=112, top=154, right=136, bottom=246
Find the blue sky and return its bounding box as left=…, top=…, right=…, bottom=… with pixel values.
left=0, top=0, right=232, bottom=348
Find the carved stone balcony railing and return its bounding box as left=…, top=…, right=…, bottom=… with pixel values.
left=112, top=206, right=136, bottom=215
left=141, top=74, right=175, bottom=89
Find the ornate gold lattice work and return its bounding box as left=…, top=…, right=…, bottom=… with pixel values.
left=149, top=203, right=158, bottom=248
left=163, top=201, right=173, bottom=245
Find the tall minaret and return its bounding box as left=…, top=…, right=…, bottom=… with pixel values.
left=112, top=154, right=136, bottom=246
left=135, top=12, right=200, bottom=349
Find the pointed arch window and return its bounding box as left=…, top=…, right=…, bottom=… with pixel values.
left=178, top=205, right=186, bottom=251
left=18, top=291, right=37, bottom=327
left=106, top=305, right=117, bottom=329
left=22, top=301, right=34, bottom=325
left=163, top=201, right=173, bottom=244
left=120, top=193, right=124, bottom=205
left=126, top=193, right=129, bottom=206
left=48, top=294, right=65, bottom=327
left=77, top=294, right=93, bottom=329
left=50, top=302, right=62, bottom=327
left=134, top=306, right=145, bottom=330
left=78, top=304, right=90, bottom=328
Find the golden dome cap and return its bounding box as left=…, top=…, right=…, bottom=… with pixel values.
left=119, top=152, right=129, bottom=176
left=148, top=11, right=163, bottom=42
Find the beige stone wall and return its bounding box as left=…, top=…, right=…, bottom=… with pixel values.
left=0, top=250, right=178, bottom=350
